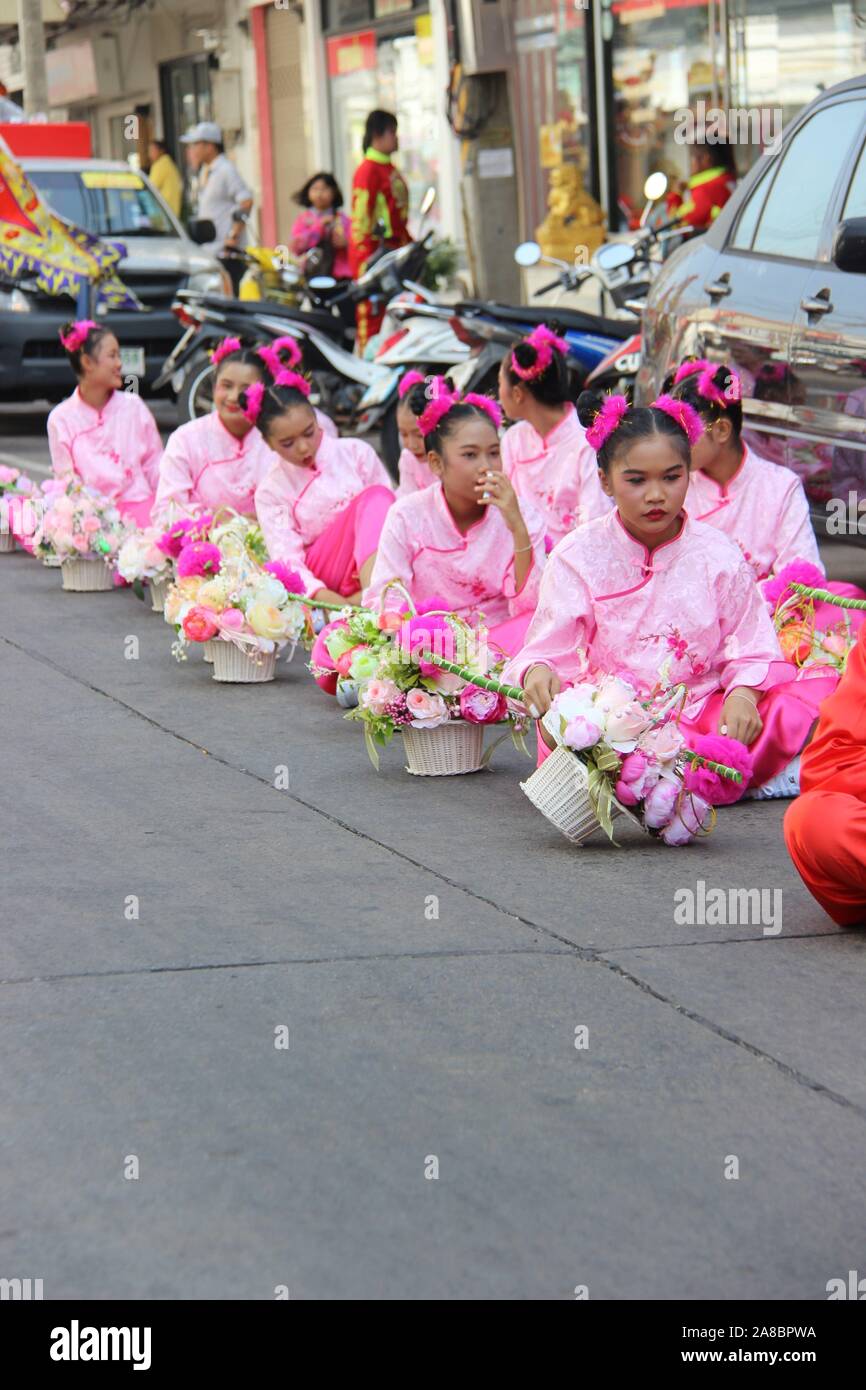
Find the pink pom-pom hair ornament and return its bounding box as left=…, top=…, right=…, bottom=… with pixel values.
left=210, top=336, right=243, bottom=368
left=585, top=394, right=630, bottom=452
left=674, top=358, right=741, bottom=407
left=59, top=320, right=97, bottom=352
left=240, top=380, right=265, bottom=424
left=652, top=393, right=704, bottom=448
left=418, top=377, right=459, bottom=437
left=272, top=368, right=312, bottom=397
left=257, top=336, right=302, bottom=379
left=398, top=370, right=427, bottom=400
left=510, top=324, right=568, bottom=382
left=462, top=393, right=503, bottom=430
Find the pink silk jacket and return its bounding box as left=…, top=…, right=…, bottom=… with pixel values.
left=501, top=404, right=612, bottom=547
left=47, top=387, right=161, bottom=508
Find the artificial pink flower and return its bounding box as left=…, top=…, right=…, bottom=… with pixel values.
left=361, top=678, right=400, bottom=715
left=762, top=560, right=825, bottom=612
left=398, top=614, right=456, bottom=677
left=335, top=644, right=365, bottom=678
left=563, top=714, right=603, bottom=750
left=82, top=515, right=101, bottom=534
left=377, top=610, right=402, bottom=632
left=72, top=532, right=90, bottom=553
left=262, top=560, right=305, bottom=595
left=176, top=541, right=221, bottom=578
left=642, top=778, right=680, bottom=828
left=605, top=700, right=651, bottom=750
left=821, top=630, right=850, bottom=658
left=640, top=721, right=685, bottom=763
left=0, top=464, right=20, bottom=485
left=182, top=605, right=220, bottom=642
left=661, top=794, right=712, bottom=846
left=405, top=687, right=451, bottom=729
left=614, top=750, right=660, bottom=807
left=219, top=607, right=245, bottom=631
left=460, top=684, right=506, bottom=724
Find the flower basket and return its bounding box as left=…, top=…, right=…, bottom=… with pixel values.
left=401, top=719, right=485, bottom=776
left=149, top=575, right=169, bottom=612
left=521, top=744, right=638, bottom=845
left=0, top=530, right=15, bottom=553
left=211, top=640, right=276, bottom=683
left=60, top=557, right=114, bottom=592
left=202, top=640, right=216, bottom=664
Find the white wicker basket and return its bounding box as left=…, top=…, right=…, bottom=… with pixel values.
left=202, top=640, right=216, bottom=664
left=401, top=719, right=485, bottom=776
left=0, top=530, right=15, bottom=553
left=211, top=640, right=276, bottom=683
left=521, top=743, right=640, bottom=845
left=60, top=557, right=114, bottom=592
left=149, top=575, right=169, bottom=612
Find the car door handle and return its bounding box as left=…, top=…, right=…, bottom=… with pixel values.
left=800, top=292, right=832, bottom=315
left=704, top=276, right=732, bottom=298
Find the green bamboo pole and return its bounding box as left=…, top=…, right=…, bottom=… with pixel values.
left=790, top=581, right=866, bottom=611
left=284, top=593, right=368, bottom=613
left=418, top=650, right=743, bottom=782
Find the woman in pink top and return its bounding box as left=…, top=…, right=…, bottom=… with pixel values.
left=290, top=172, right=352, bottom=280
left=394, top=371, right=438, bottom=497
left=507, top=390, right=840, bottom=797
left=670, top=358, right=865, bottom=631
left=47, top=320, right=162, bottom=527
left=251, top=374, right=393, bottom=606
left=498, top=325, right=611, bottom=550
left=154, top=336, right=337, bottom=524
left=365, top=381, right=546, bottom=656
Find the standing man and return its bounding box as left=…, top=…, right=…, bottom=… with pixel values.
left=146, top=137, right=183, bottom=217
left=181, top=121, right=253, bottom=295
left=350, top=110, right=410, bottom=353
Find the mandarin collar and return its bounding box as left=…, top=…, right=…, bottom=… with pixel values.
left=519, top=403, right=579, bottom=456
left=612, top=507, right=689, bottom=569
left=432, top=479, right=492, bottom=541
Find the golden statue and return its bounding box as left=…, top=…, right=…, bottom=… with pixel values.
left=536, top=160, right=605, bottom=262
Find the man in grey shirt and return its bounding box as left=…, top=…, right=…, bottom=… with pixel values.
left=181, top=121, right=253, bottom=294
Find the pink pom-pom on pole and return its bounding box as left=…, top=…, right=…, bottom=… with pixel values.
left=510, top=324, right=569, bottom=382
left=398, top=370, right=427, bottom=400
left=241, top=380, right=265, bottom=423
left=652, top=393, right=704, bottom=447
left=585, top=394, right=629, bottom=451
left=59, top=320, right=97, bottom=352
left=272, top=368, right=311, bottom=397
left=463, top=393, right=503, bottom=430
left=211, top=336, right=243, bottom=368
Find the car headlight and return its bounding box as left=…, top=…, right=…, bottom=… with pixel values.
left=0, top=286, right=33, bottom=312
left=186, top=269, right=229, bottom=297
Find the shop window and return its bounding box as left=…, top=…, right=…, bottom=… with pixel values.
left=752, top=100, right=866, bottom=261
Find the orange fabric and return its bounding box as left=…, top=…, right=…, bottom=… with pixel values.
left=784, top=625, right=866, bottom=925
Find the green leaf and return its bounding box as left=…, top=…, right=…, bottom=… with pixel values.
left=132, top=579, right=145, bottom=602
left=363, top=722, right=381, bottom=771
left=587, top=764, right=618, bottom=845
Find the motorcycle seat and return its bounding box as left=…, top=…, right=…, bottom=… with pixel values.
left=194, top=294, right=346, bottom=341
left=456, top=300, right=635, bottom=342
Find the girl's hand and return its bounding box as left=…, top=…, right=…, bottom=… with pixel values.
left=523, top=663, right=561, bottom=718
left=331, top=220, right=347, bottom=248
left=475, top=470, right=523, bottom=531
left=719, top=687, right=763, bottom=744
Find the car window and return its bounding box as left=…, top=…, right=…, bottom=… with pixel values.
left=79, top=171, right=175, bottom=236
left=730, top=164, right=772, bottom=251
left=26, top=170, right=88, bottom=226
left=842, top=139, right=866, bottom=219
left=752, top=99, right=866, bottom=260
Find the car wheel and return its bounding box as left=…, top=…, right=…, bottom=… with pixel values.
left=178, top=355, right=215, bottom=422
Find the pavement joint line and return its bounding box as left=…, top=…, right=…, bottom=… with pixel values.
left=5, top=629, right=866, bottom=1123
left=0, top=946, right=577, bottom=987
left=603, top=929, right=844, bottom=951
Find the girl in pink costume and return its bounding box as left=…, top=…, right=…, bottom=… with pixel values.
left=47, top=320, right=162, bottom=527
left=506, top=390, right=841, bottom=797
left=670, top=358, right=865, bottom=631
left=251, top=374, right=393, bottom=607
left=365, top=381, right=546, bottom=657
left=154, top=336, right=336, bottom=524
left=499, top=324, right=611, bottom=551
left=395, top=370, right=438, bottom=497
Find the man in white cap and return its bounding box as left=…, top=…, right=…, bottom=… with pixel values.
left=181, top=121, right=253, bottom=294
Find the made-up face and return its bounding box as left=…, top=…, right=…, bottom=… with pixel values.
left=600, top=434, right=690, bottom=548
left=214, top=362, right=263, bottom=434
left=263, top=403, right=322, bottom=468
left=429, top=416, right=501, bottom=507
left=81, top=333, right=123, bottom=392
left=396, top=401, right=425, bottom=459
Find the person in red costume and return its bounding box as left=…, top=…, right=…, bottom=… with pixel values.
left=785, top=623, right=866, bottom=926
left=667, top=141, right=737, bottom=231
left=350, top=109, right=410, bottom=353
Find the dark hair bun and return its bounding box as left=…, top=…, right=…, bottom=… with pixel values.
left=407, top=381, right=430, bottom=419
left=576, top=388, right=606, bottom=429
left=660, top=367, right=678, bottom=394
left=512, top=341, right=539, bottom=371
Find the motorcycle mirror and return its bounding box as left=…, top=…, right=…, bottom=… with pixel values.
left=514, top=241, right=542, bottom=268
left=420, top=186, right=437, bottom=215
left=643, top=171, right=668, bottom=202
left=595, top=242, right=636, bottom=271
left=309, top=276, right=337, bottom=291
left=187, top=217, right=216, bottom=245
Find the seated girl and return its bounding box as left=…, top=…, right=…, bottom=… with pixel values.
left=251, top=373, right=393, bottom=606
left=498, top=325, right=611, bottom=549
left=504, top=391, right=841, bottom=798
left=364, top=380, right=547, bottom=657
left=154, top=336, right=336, bottom=524
left=47, top=320, right=162, bottom=527
left=395, top=371, right=438, bottom=497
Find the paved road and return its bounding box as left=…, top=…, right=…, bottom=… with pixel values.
left=2, top=536, right=866, bottom=1301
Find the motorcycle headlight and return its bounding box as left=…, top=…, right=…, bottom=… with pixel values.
left=186, top=269, right=230, bottom=297
left=0, top=286, right=33, bottom=312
